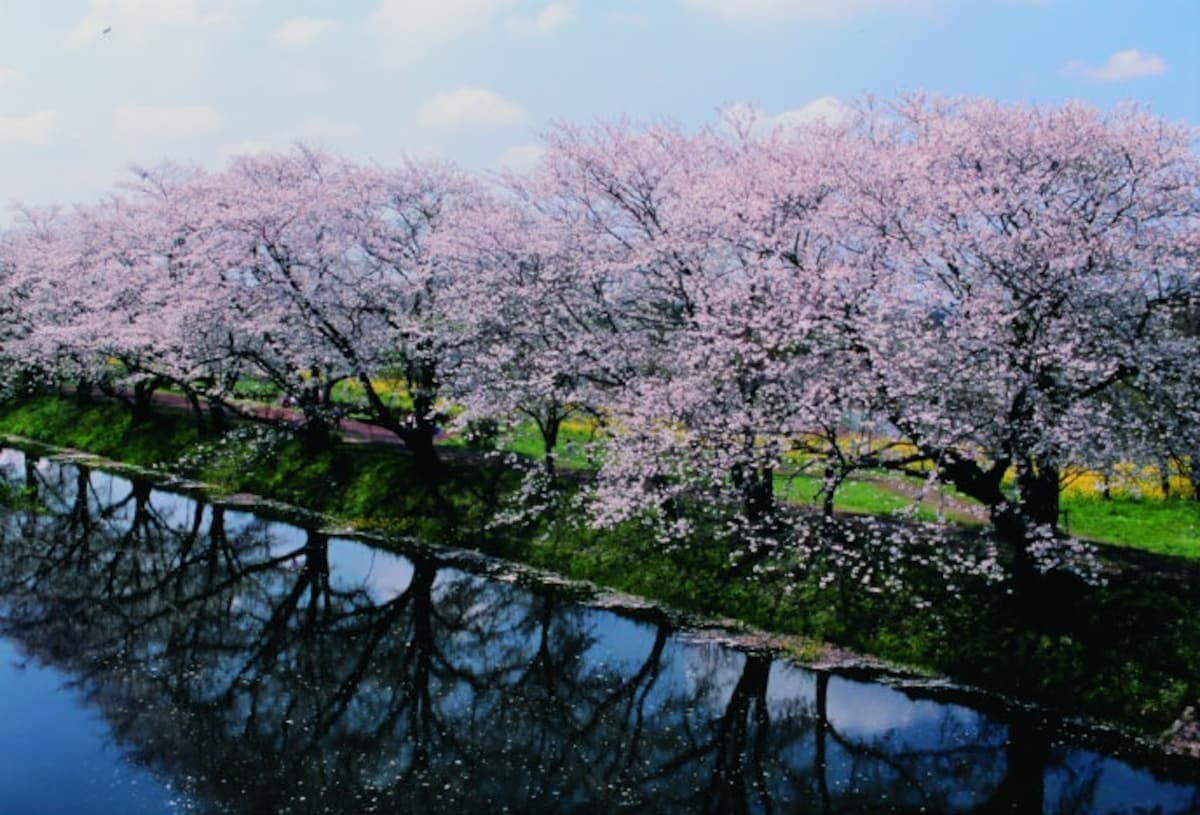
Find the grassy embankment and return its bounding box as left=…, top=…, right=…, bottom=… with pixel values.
left=176, top=373, right=1200, bottom=557
left=1, top=392, right=1199, bottom=736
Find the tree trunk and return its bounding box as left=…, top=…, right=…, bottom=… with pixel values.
left=184, top=389, right=206, bottom=433
left=131, top=378, right=159, bottom=423
left=208, top=398, right=227, bottom=432
left=814, top=671, right=832, bottom=815
left=540, top=415, right=561, bottom=478
left=820, top=462, right=837, bottom=518
left=732, top=463, right=775, bottom=526
left=980, top=712, right=1049, bottom=812
left=300, top=412, right=332, bottom=451
left=402, top=427, right=441, bottom=475
left=407, top=353, right=443, bottom=473
left=984, top=460, right=1060, bottom=594
left=75, top=377, right=93, bottom=406
left=1016, top=459, right=1059, bottom=532
left=23, top=457, right=37, bottom=495
left=707, top=653, right=772, bottom=815
left=69, top=466, right=90, bottom=527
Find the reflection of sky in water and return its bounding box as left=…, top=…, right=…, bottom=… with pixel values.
left=147, top=488, right=196, bottom=529
left=0, top=447, right=26, bottom=473
left=0, top=639, right=186, bottom=814
left=766, top=659, right=818, bottom=709
left=1047, top=748, right=1200, bottom=814
left=327, top=537, right=414, bottom=601
left=580, top=611, right=661, bottom=668
left=826, top=676, right=991, bottom=748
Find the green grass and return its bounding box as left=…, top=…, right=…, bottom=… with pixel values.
left=500, top=422, right=598, bottom=469
left=329, top=377, right=414, bottom=411
left=0, top=394, right=513, bottom=541
left=776, top=472, right=910, bottom=514
left=774, top=470, right=991, bottom=526
left=226, top=376, right=283, bottom=402
left=0, top=393, right=202, bottom=464
left=1063, top=496, right=1200, bottom=558
left=438, top=419, right=600, bottom=470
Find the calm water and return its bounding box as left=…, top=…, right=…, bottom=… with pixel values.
left=0, top=448, right=1197, bottom=814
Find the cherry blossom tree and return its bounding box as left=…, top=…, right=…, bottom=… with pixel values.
left=113, top=162, right=248, bottom=428
left=343, top=154, right=480, bottom=467
left=839, top=97, right=1200, bottom=564
left=1, top=203, right=120, bottom=400
left=0, top=213, right=42, bottom=395
left=193, top=146, right=477, bottom=463
left=190, top=148, right=370, bottom=445
left=510, top=120, right=864, bottom=546
left=436, top=186, right=612, bottom=477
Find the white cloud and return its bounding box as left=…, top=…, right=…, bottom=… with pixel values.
left=417, top=88, right=526, bottom=129
left=685, top=0, right=937, bottom=20
left=1062, top=49, right=1167, bottom=82
left=719, top=97, right=850, bottom=139
left=67, top=0, right=233, bottom=46
left=216, top=139, right=278, bottom=164
left=0, top=66, right=22, bottom=87
left=495, top=143, right=545, bottom=171
left=369, top=0, right=519, bottom=63
left=112, top=104, right=221, bottom=140
left=0, top=110, right=57, bottom=146
left=506, top=2, right=575, bottom=35
left=773, top=96, right=850, bottom=129
left=271, top=17, right=337, bottom=48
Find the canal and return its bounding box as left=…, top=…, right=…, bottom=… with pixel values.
left=0, top=448, right=1196, bottom=813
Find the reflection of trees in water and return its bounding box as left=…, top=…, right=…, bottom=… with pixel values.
left=0, top=456, right=1196, bottom=814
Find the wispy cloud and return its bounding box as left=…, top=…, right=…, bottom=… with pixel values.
left=216, top=139, right=278, bottom=164
left=506, top=2, right=575, bottom=35
left=1062, top=49, right=1167, bottom=82
left=0, top=110, right=57, bottom=146
left=495, top=142, right=545, bottom=171
left=773, top=96, right=850, bottom=128
left=271, top=17, right=338, bottom=48
left=684, top=0, right=937, bottom=21
left=369, top=0, right=519, bottom=64
left=720, top=97, right=850, bottom=138
left=112, top=104, right=222, bottom=140
left=66, top=0, right=234, bottom=46
left=417, top=88, right=526, bottom=129
left=0, top=66, right=22, bottom=87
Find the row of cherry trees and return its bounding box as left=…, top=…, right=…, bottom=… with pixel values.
left=2, top=96, right=1197, bottom=562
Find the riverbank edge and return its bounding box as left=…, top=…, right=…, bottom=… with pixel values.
left=3, top=431, right=1198, bottom=775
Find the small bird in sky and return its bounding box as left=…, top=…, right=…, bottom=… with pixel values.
left=102, top=26, right=112, bottom=35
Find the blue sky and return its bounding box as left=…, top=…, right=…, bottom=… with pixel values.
left=0, top=0, right=1196, bottom=214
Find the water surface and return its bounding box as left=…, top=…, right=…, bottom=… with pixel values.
left=0, top=449, right=1196, bottom=813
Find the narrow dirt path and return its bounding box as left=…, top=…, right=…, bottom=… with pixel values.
left=151, top=391, right=411, bottom=446
left=860, top=473, right=990, bottom=523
